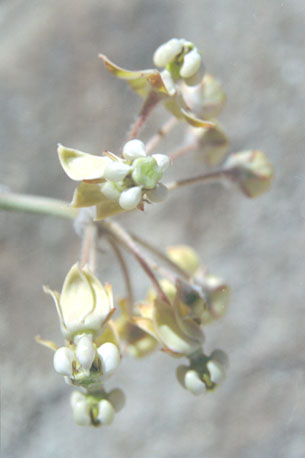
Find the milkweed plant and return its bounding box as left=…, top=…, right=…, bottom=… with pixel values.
left=0, top=38, right=273, bottom=427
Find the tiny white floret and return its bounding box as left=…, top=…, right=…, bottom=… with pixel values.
left=119, top=186, right=142, bottom=210
left=97, top=342, right=121, bottom=377
left=103, top=161, right=131, bottom=182
left=122, top=139, right=146, bottom=161
left=53, top=347, right=74, bottom=376
left=153, top=38, right=183, bottom=67
left=207, top=360, right=225, bottom=385
left=72, top=398, right=91, bottom=426
left=97, top=399, right=115, bottom=425
left=184, top=369, right=206, bottom=395
left=101, top=182, right=121, bottom=201
left=180, top=49, right=201, bottom=79
left=152, top=154, right=170, bottom=172
left=75, top=335, right=96, bottom=370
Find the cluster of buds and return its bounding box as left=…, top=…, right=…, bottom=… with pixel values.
left=38, top=263, right=124, bottom=427
left=58, top=139, right=169, bottom=220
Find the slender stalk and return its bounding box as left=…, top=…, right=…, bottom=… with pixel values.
left=107, top=236, right=134, bottom=316
left=166, top=170, right=225, bottom=191
left=80, top=224, right=97, bottom=271
left=146, top=116, right=178, bottom=154
left=0, top=190, right=77, bottom=219
left=130, top=232, right=191, bottom=280
left=102, top=220, right=170, bottom=305
left=127, top=91, right=160, bottom=141
left=169, top=142, right=198, bottom=161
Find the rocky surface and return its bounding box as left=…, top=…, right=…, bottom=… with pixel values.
left=1, top=1, right=304, bottom=457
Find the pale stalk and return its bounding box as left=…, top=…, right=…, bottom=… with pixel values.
left=0, top=190, right=77, bottom=219
left=126, top=91, right=160, bottom=142
left=80, top=223, right=97, bottom=271
left=146, top=116, right=178, bottom=154
left=169, top=142, right=198, bottom=161
left=166, top=170, right=225, bottom=191
left=130, top=232, right=191, bottom=280
left=102, top=220, right=170, bottom=305
left=107, top=236, right=134, bottom=316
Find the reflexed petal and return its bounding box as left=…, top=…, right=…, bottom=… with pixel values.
left=153, top=298, right=202, bottom=355
left=58, top=144, right=110, bottom=181
left=71, top=182, right=105, bottom=208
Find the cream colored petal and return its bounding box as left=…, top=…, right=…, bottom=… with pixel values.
left=71, top=182, right=106, bottom=208
left=58, top=144, right=110, bottom=181
left=153, top=299, right=202, bottom=355
left=43, top=285, right=67, bottom=333
left=60, top=263, right=95, bottom=332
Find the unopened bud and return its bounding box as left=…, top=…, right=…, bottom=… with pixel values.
left=119, top=186, right=142, bottom=210
left=97, top=399, right=115, bottom=425
left=123, top=139, right=146, bottom=161
left=75, top=335, right=96, bottom=370
left=103, top=161, right=131, bottom=181
left=53, top=347, right=74, bottom=376
left=207, top=360, right=225, bottom=385
left=97, top=342, right=121, bottom=377
left=101, top=181, right=121, bottom=201
left=152, top=154, right=170, bottom=172
left=153, top=38, right=183, bottom=67
left=71, top=395, right=91, bottom=426
left=184, top=369, right=206, bottom=395
left=224, top=150, right=273, bottom=198
left=180, top=49, right=201, bottom=79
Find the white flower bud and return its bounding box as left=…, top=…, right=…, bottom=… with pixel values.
left=152, top=154, right=170, bottom=172
left=146, top=183, right=168, bottom=202
left=107, top=388, right=126, bottom=412
left=101, top=181, right=121, bottom=201
left=153, top=38, right=183, bottom=67
left=97, top=342, right=121, bottom=377
left=119, top=186, right=142, bottom=210
left=184, top=369, right=206, bottom=395
left=103, top=161, right=131, bottom=181
left=122, top=139, right=146, bottom=161
left=160, top=70, right=176, bottom=96
left=53, top=347, right=74, bottom=376
left=70, top=391, right=86, bottom=407
left=75, top=335, right=96, bottom=370
left=180, top=49, right=201, bottom=79
left=207, top=360, right=225, bottom=385
left=97, top=399, right=115, bottom=425
left=72, top=398, right=91, bottom=426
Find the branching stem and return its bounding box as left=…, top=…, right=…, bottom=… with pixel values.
left=127, top=91, right=160, bottom=142
left=166, top=170, right=225, bottom=191
left=80, top=223, right=97, bottom=271
left=146, top=116, right=178, bottom=154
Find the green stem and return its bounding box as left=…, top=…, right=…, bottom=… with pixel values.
left=0, top=190, right=77, bottom=219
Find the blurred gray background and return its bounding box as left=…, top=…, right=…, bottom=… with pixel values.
left=1, top=1, right=304, bottom=457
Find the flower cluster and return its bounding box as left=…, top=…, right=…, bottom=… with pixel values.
left=35, top=37, right=274, bottom=427
left=38, top=263, right=124, bottom=426
left=58, top=139, right=170, bottom=220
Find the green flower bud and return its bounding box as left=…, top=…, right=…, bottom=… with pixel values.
left=132, top=157, right=163, bottom=189
left=166, top=245, right=200, bottom=275
left=224, top=150, right=273, bottom=198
